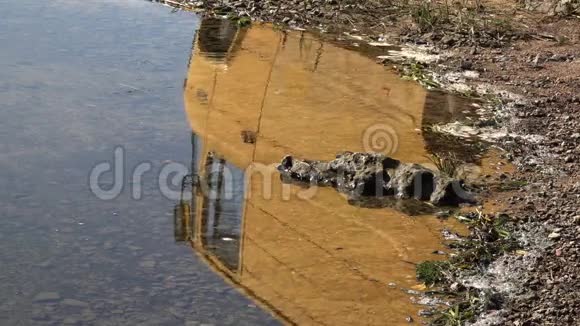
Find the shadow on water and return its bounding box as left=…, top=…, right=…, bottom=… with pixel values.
left=172, top=18, right=503, bottom=325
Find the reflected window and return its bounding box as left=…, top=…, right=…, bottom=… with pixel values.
left=200, top=152, right=245, bottom=272
left=174, top=132, right=245, bottom=273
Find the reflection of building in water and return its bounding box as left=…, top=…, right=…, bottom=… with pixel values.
left=422, top=91, right=486, bottom=164
left=174, top=134, right=245, bottom=272
left=176, top=19, right=468, bottom=325
left=196, top=18, right=247, bottom=63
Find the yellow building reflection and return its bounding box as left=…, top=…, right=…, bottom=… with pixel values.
left=176, top=19, right=463, bottom=325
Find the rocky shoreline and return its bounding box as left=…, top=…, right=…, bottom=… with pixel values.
left=158, top=1, right=579, bottom=324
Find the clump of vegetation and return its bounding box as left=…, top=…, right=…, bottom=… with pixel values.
left=236, top=16, right=252, bottom=27
left=408, top=0, right=451, bottom=32
left=399, top=61, right=440, bottom=89
left=450, top=210, right=519, bottom=267
left=459, top=210, right=512, bottom=241
left=432, top=288, right=504, bottom=325
left=449, top=237, right=519, bottom=268
left=417, top=261, right=452, bottom=285
left=399, top=0, right=518, bottom=47
left=432, top=290, right=482, bottom=325
left=227, top=13, right=252, bottom=27
left=427, top=152, right=462, bottom=178
left=416, top=209, right=519, bottom=324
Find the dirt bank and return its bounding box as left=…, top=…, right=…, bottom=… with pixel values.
left=157, top=1, right=579, bottom=324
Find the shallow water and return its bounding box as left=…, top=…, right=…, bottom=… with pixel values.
left=0, top=1, right=278, bottom=325
left=0, top=1, right=490, bottom=324
left=180, top=19, right=478, bottom=325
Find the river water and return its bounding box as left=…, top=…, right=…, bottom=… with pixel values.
left=0, top=0, right=491, bottom=325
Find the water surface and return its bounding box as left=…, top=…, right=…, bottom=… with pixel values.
left=0, top=1, right=492, bottom=325
left=0, top=1, right=279, bottom=325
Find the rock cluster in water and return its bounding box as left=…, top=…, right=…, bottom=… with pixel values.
left=277, top=152, right=474, bottom=206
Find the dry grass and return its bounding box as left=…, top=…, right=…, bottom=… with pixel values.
left=395, top=0, right=517, bottom=40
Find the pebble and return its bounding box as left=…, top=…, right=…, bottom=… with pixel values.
left=185, top=322, right=200, bottom=326
left=63, top=317, right=80, bottom=325
left=418, top=309, right=434, bottom=317
left=81, top=310, right=96, bottom=321
left=62, top=299, right=89, bottom=308
left=139, top=260, right=156, bottom=268
left=36, top=260, right=53, bottom=268
left=33, top=292, right=61, bottom=302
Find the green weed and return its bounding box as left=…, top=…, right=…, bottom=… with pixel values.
left=450, top=210, right=519, bottom=267
left=237, top=16, right=252, bottom=27
left=400, top=61, right=441, bottom=89
left=416, top=261, right=452, bottom=286
left=432, top=290, right=481, bottom=325
left=227, top=13, right=252, bottom=27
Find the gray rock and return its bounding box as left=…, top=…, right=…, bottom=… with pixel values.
left=278, top=152, right=473, bottom=206
left=389, top=163, right=434, bottom=200
left=430, top=178, right=474, bottom=206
